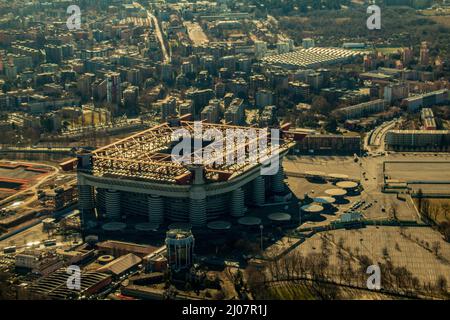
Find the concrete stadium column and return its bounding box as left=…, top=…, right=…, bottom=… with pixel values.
left=189, top=185, right=207, bottom=227
left=230, top=187, right=245, bottom=217
left=77, top=182, right=95, bottom=229
left=148, top=195, right=164, bottom=226
left=105, top=189, right=121, bottom=221
left=252, top=175, right=265, bottom=206
left=271, top=163, right=285, bottom=194
left=77, top=152, right=95, bottom=226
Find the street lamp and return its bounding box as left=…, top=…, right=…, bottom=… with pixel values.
left=259, top=224, right=264, bottom=253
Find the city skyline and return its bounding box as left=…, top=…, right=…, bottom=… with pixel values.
left=0, top=0, right=449, bottom=304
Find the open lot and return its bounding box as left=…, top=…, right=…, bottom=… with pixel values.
left=384, top=161, right=450, bottom=183
left=284, top=155, right=361, bottom=179
left=286, top=175, right=417, bottom=222
left=284, top=155, right=418, bottom=222
left=0, top=166, right=45, bottom=181
left=184, top=21, right=209, bottom=46
left=0, top=162, right=54, bottom=202
left=297, top=226, right=450, bottom=286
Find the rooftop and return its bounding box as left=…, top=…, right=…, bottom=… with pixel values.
left=84, top=120, right=301, bottom=184
left=262, top=47, right=362, bottom=69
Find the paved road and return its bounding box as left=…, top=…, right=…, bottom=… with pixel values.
left=133, top=2, right=170, bottom=62
left=365, top=119, right=400, bottom=152
left=147, top=9, right=170, bottom=62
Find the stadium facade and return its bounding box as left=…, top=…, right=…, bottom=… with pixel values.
left=72, top=119, right=303, bottom=229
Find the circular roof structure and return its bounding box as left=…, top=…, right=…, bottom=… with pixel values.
left=336, top=181, right=359, bottom=189
left=98, top=255, right=115, bottom=264
left=305, top=170, right=326, bottom=177
left=168, top=222, right=192, bottom=231
left=101, top=222, right=127, bottom=232
left=237, top=216, right=262, bottom=226
left=328, top=173, right=349, bottom=180
left=135, top=223, right=159, bottom=232
left=325, top=188, right=347, bottom=197
left=313, top=196, right=336, bottom=204
left=207, top=220, right=232, bottom=230
left=301, top=204, right=324, bottom=213
left=268, top=212, right=292, bottom=222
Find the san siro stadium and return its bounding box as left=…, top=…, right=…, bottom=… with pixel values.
left=63, top=119, right=305, bottom=230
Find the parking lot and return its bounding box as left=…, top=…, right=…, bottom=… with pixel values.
left=284, top=155, right=419, bottom=222
left=384, top=161, right=450, bottom=183
left=297, top=226, right=450, bottom=286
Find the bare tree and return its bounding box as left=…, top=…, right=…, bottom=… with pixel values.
left=435, top=275, right=448, bottom=295
left=245, top=265, right=266, bottom=296
left=432, top=241, right=441, bottom=257
left=420, top=199, right=431, bottom=222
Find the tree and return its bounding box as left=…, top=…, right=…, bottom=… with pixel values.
left=390, top=204, right=398, bottom=221
left=245, top=265, right=266, bottom=295
left=163, top=285, right=177, bottom=300
left=432, top=241, right=441, bottom=257
left=311, top=96, right=332, bottom=115
left=417, top=188, right=423, bottom=213
left=436, top=275, right=448, bottom=294
left=324, top=118, right=338, bottom=133
left=442, top=223, right=450, bottom=243
left=382, top=247, right=389, bottom=260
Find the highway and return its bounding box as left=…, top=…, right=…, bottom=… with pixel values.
left=365, top=118, right=401, bottom=153
left=133, top=2, right=170, bottom=63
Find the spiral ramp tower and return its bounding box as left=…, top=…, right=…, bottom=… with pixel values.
left=271, top=164, right=285, bottom=193
left=230, top=187, right=245, bottom=217
left=78, top=185, right=94, bottom=210
left=105, top=189, right=121, bottom=221
left=188, top=166, right=207, bottom=227
left=148, top=195, right=164, bottom=226
left=252, top=176, right=265, bottom=206
left=189, top=185, right=207, bottom=227
left=189, top=196, right=207, bottom=227
left=206, top=195, right=229, bottom=220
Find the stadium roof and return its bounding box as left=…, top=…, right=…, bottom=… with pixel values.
left=85, top=120, right=302, bottom=184
left=98, top=253, right=142, bottom=276
left=262, top=47, right=363, bottom=69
